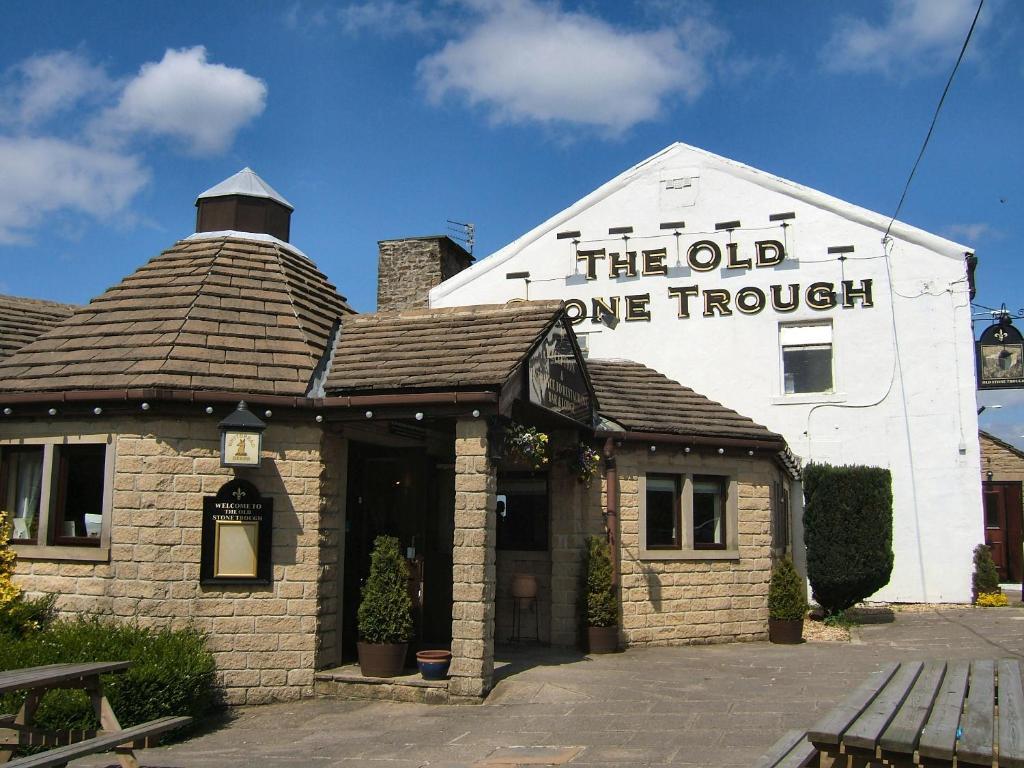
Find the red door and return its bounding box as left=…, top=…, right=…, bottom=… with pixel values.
left=983, top=482, right=1023, bottom=583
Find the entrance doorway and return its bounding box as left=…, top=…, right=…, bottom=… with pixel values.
left=342, top=442, right=455, bottom=660
left=982, top=481, right=1023, bottom=583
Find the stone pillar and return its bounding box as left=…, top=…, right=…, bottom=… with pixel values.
left=449, top=418, right=497, bottom=701
left=548, top=431, right=590, bottom=646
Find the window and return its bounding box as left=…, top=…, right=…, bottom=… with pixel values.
left=1, top=447, right=44, bottom=543
left=496, top=474, right=548, bottom=551
left=640, top=473, right=735, bottom=558
left=780, top=323, right=833, bottom=394
left=1, top=437, right=113, bottom=558
left=692, top=476, right=725, bottom=548
left=646, top=474, right=680, bottom=548
left=771, top=480, right=790, bottom=551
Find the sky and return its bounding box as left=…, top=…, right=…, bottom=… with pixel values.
left=1, top=0, right=1023, bottom=440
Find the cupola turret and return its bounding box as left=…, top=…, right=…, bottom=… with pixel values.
left=195, top=167, right=293, bottom=242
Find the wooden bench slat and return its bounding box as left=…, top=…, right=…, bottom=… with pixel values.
left=957, top=659, right=996, bottom=765
left=844, top=660, right=923, bottom=751
left=919, top=660, right=969, bottom=760
left=753, top=729, right=805, bottom=768
left=998, top=659, right=1024, bottom=768
left=807, top=662, right=899, bottom=746
left=879, top=660, right=946, bottom=755
left=775, top=737, right=817, bottom=768
left=6, top=715, right=191, bottom=768
left=0, top=662, right=131, bottom=695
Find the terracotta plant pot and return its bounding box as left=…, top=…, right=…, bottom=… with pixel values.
left=768, top=618, right=804, bottom=644
left=415, top=649, right=452, bottom=680
left=587, top=625, right=619, bottom=654
left=357, top=641, right=408, bottom=677
left=510, top=574, right=538, bottom=599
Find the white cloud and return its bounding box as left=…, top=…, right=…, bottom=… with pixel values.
left=95, top=46, right=267, bottom=155
left=0, top=46, right=266, bottom=245
left=416, top=1, right=718, bottom=134
left=0, top=50, right=115, bottom=127
left=823, top=0, right=990, bottom=76
left=945, top=222, right=1002, bottom=242
left=0, top=136, right=148, bottom=244
left=337, top=1, right=446, bottom=36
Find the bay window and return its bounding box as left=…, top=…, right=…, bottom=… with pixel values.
left=640, top=472, right=737, bottom=558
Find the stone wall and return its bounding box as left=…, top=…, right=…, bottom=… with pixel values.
left=613, top=447, right=777, bottom=646
left=377, top=237, right=472, bottom=313
left=6, top=416, right=343, bottom=705
left=980, top=432, right=1024, bottom=482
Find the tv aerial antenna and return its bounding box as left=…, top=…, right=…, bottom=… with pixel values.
left=447, top=219, right=475, bottom=254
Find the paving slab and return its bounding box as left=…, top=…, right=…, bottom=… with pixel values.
left=67, top=605, right=1024, bottom=768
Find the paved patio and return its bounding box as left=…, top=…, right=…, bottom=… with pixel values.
left=76, top=603, right=1024, bottom=768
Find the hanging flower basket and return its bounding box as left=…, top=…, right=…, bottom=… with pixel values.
left=505, top=424, right=550, bottom=469
left=569, top=443, right=601, bottom=487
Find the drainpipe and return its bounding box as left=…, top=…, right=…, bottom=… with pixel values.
left=603, top=437, right=619, bottom=588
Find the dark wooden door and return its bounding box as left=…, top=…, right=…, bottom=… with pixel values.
left=983, top=482, right=1023, bottom=583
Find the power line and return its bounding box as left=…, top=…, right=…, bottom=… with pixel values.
left=883, top=0, right=985, bottom=242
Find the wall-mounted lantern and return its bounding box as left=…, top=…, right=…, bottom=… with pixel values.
left=219, top=401, right=266, bottom=468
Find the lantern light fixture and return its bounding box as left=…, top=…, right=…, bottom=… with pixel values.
left=218, top=401, right=267, bottom=468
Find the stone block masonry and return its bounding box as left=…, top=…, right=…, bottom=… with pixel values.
left=613, top=448, right=779, bottom=647
left=6, top=417, right=344, bottom=706
left=377, top=237, right=473, bottom=313
left=448, top=417, right=496, bottom=702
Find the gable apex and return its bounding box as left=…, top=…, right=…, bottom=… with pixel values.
left=430, top=142, right=971, bottom=304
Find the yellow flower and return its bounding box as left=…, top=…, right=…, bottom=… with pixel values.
left=975, top=592, right=1008, bottom=607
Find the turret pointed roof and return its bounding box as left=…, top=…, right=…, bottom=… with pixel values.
left=0, top=236, right=352, bottom=397
left=197, top=167, right=293, bottom=210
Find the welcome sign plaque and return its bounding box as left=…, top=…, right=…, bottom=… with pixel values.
left=201, top=479, right=273, bottom=585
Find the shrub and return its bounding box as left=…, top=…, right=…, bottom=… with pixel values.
left=0, top=617, right=218, bottom=735
left=0, top=511, right=21, bottom=607
left=0, top=593, right=57, bottom=639
left=972, top=544, right=1001, bottom=601
left=803, top=463, right=894, bottom=616
left=768, top=556, right=807, bottom=620
left=584, top=535, right=617, bottom=627
left=357, top=535, right=413, bottom=644
left=976, top=592, right=1008, bottom=607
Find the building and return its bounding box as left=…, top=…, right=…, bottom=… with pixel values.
left=2, top=170, right=796, bottom=705
left=431, top=142, right=983, bottom=604
left=979, top=430, right=1024, bottom=584
left=0, top=295, right=77, bottom=360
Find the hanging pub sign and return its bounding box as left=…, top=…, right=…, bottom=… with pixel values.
left=977, top=320, right=1024, bottom=390
left=201, top=479, right=273, bottom=585
left=526, top=321, right=592, bottom=424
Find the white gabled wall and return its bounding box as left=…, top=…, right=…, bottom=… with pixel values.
left=432, top=143, right=983, bottom=603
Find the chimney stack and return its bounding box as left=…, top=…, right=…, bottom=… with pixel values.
left=377, top=236, right=473, bottom=312
left=195, top=167, right=293, bottom=242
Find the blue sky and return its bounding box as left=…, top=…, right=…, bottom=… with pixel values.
left=2, top=0, right=1023, bottom=440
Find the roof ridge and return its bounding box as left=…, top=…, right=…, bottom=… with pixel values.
left=152, top=241, right=222, bottom=377
left=267, top=245, right=319, bottom=375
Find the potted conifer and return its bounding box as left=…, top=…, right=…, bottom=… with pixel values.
left=585, top=535, right=619, bottom=653
left=357, top=535, right=414, bottom=677
left=768, top=556, right=808, bottom=644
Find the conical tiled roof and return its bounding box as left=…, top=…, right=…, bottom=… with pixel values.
left=0, top=236, right=353, bottom=396
left=0, top=295, right=77, bottom=359
left=197, top=167, right=293, bottom=209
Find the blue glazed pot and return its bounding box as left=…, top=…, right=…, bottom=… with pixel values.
left=416, top=650, right=452, bottom=680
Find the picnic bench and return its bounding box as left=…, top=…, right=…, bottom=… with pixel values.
left=757, top=659, right=1024, bottom=767
left=0, top=662, right=191, bottom=768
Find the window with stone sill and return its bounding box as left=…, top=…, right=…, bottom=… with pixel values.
left=1, top=437, right=114, bottom=557
left=640, top=472, right=737, bottom=559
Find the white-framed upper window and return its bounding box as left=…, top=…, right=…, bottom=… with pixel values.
left=1, top=435, right=114, bottom=560
left=640, top=472, right=737, bottom=559
left=780, top=322, right=833, bottom=395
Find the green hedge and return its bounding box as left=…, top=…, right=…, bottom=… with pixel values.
left=972, top=543, right=1001, bottom=599
left=803, top=463, right=893, bottom=616
left=0, top=617, right=219, bottom=735
left=584, top=535, right=617, bottom=627
left=768, top=556, right=807, bottom=620
left=357, top=535, right=413, bottom=644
